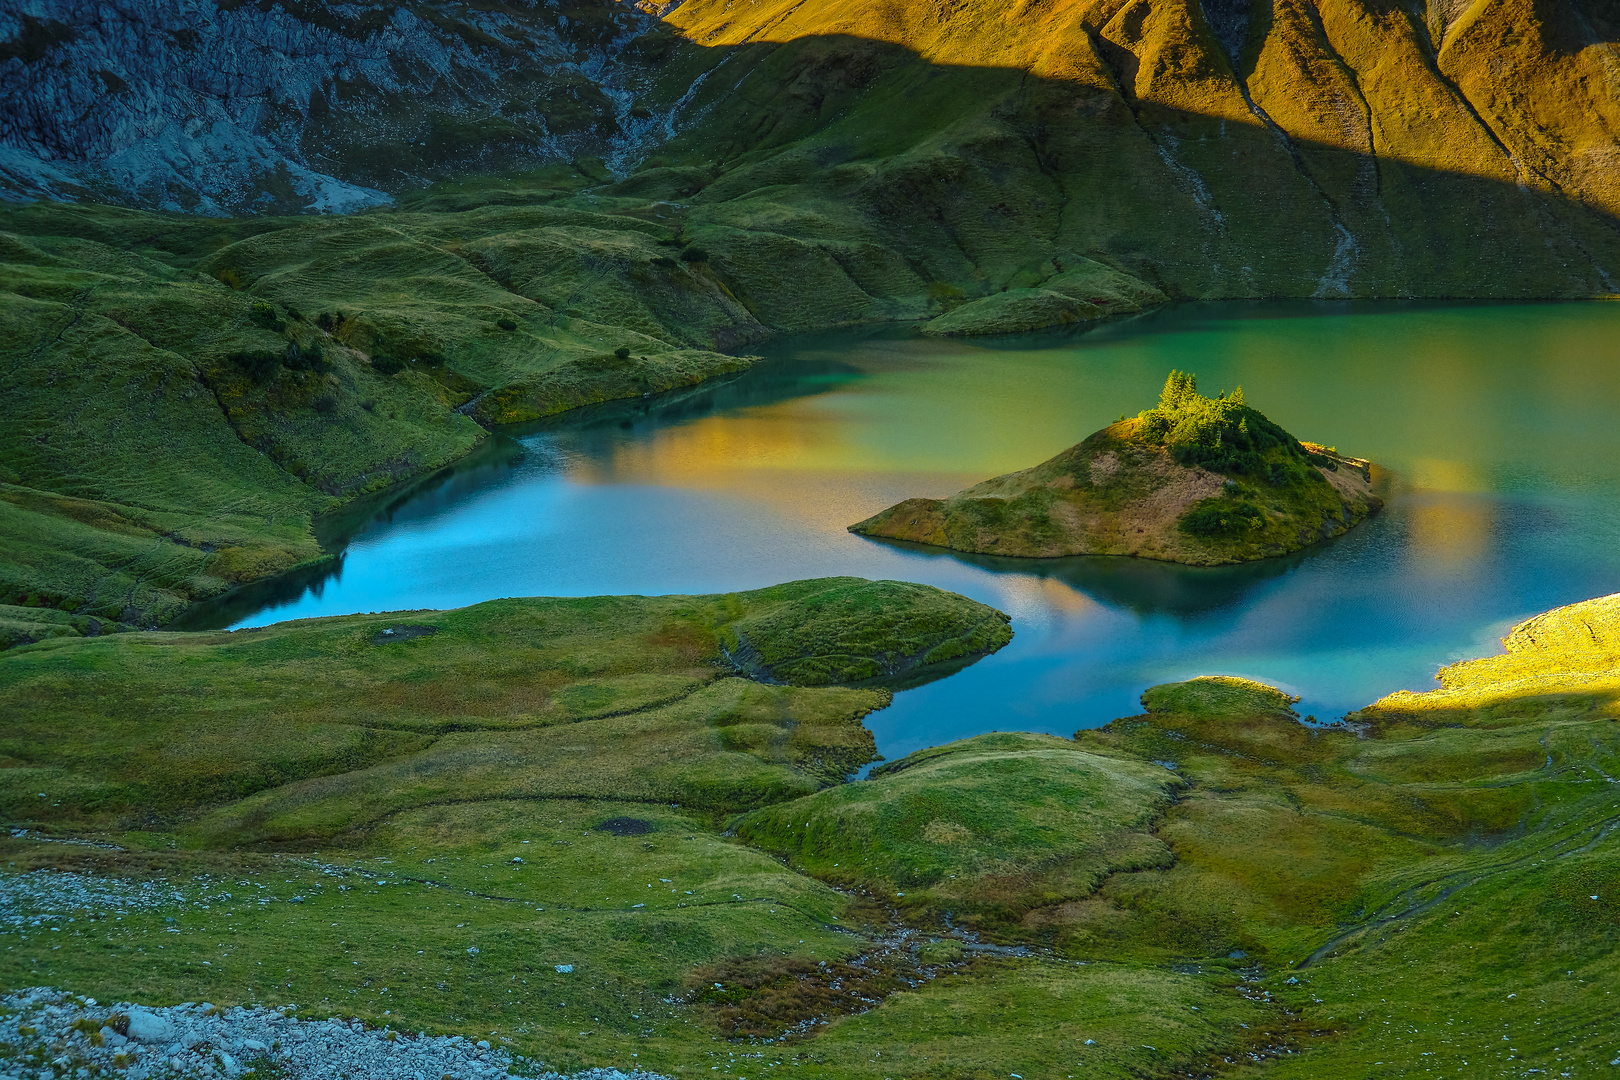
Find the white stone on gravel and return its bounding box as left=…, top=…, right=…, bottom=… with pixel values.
left=124, top=1007, right=175, bottom=1043
left=0, top=987, right=675, bottom=1079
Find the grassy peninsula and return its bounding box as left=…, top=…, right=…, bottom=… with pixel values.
left=0, top=577, right=1011, bottom=842
left=851, top=372, right=1381, bottom=564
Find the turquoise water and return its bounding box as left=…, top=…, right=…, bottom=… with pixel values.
left=193, top=302, right=1620, bottom=761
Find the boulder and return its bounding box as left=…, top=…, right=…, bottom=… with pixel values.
left=124, top=1008, right=175, bottom=1044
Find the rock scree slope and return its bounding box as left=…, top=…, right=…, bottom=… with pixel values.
left=851, top=370, right=1380, bottom=564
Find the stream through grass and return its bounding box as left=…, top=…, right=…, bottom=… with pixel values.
left=187, top=300, right=1620, bottom=761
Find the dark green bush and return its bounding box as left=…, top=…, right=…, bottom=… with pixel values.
left=496, top=317, right=518, bottom=331
left=282, top=341, right=331, bottom=373
left=370, top=354, right=405, bottom=375
left=679, top=246, right=709, bottom=263
left=249, top=300, right=284, bottom=332
left=614, top=346, right=632, bottom=360
left=230, top=348, right=281, bottom=382
left=1179, top=498, right=1266, bottom=538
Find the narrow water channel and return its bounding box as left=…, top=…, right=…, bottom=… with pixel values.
left=185, top=301, right=1620, bottom=761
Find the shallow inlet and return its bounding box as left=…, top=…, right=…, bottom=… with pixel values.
left=188, top=301, right=1620, bottom=761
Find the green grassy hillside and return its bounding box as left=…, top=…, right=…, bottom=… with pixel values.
left=0, top=197, right=757, bottom=628
left=0, top=577, right=1010, bottom=842
left=3, top=589, right=1617, bottom=1077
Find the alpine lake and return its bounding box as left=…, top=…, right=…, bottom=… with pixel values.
left=187, top=299, right=1620, bottom=761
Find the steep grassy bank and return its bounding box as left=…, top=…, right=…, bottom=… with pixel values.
left=2, top=587, right=1617, bottom=1077
left=0, top=195, right=760, bottom=629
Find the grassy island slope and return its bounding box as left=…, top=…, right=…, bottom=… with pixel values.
left=851, top=371, right=1380, bottom=565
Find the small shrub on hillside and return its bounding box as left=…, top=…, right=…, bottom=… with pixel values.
left=249, top=300, right=284, bottom=331
left=496, top=317, right=518, bottom=331
left=679, top=246, right=709, bottom=263
left=1179, top=498, right=1266, bottom=538
left=614, top=346, right=631, bottom=360
left=282, top=341, right=331, bottom=373
left=370, top=355, right=404, bottom=375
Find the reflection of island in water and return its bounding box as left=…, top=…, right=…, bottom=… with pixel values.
left=172, top=353, right=868, bottom=631
left=856, top=533, right=1342, bottom=619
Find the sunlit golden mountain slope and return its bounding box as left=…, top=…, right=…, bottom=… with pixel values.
left=620, top=0, right=1620, bottom=299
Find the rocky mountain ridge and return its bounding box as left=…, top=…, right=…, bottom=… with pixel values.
left=0, top=0, right=671, bottom=214
left=5, top=1, right=1620, bottom=296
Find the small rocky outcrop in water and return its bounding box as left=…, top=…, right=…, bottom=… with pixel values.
left=849, top=372, right=1381, bottom=565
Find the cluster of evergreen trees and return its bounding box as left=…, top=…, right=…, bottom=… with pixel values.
left=1138, top=370, right=1312, bottom=483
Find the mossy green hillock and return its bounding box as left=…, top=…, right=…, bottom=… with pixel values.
left=918, top=257, right=1168, bottom=337
left=850, top=370, right=1382, bottom=564
left=731, top=732, right=1177, bottom=931
left=717, top=577, right=1011, bottom=685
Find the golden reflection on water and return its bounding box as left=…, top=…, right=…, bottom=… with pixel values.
left=1406, top=500, right=1491, bottom=572
left=568, top=408, right=980, bottom=530
left=569, top=383, right=1080, bottom=527
left=1409, top=458, right=1484, bottom=493
left=1405, top=459, right=1490, bottom=572
left=1027, top=576, right=1100, bottom=618
left=581, top=410, right=843, bottom=479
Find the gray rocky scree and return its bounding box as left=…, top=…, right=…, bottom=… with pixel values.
left=0, top=987, right=676, bottom=1079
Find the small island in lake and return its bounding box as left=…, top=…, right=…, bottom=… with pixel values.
left=850, top=371, right=1382, bottom=565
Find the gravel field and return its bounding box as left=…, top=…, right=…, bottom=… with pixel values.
left=0, top=868, right=198, bottom=931
left=0, top=987, right=677, bottom=1079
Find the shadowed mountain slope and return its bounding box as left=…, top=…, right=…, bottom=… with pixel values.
left=0, top=0, right=674, bottom=213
